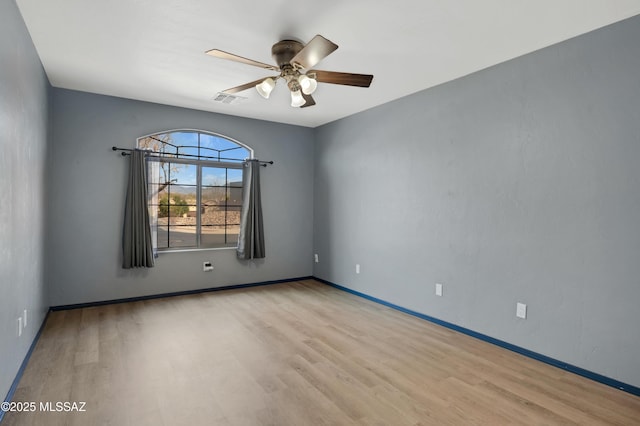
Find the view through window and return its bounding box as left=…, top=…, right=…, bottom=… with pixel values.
left=137, top=130, right=251, bottom=250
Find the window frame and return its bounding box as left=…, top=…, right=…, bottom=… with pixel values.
left=137, top=129, right=253, bottom=253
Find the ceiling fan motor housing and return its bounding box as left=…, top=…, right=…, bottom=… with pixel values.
left=271, top=40, right=304, bottom=69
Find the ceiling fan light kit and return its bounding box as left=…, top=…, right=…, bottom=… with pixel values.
left=256, top=77, right=276, bottom=99
left=206, top=35, right=373, bottom=108
left=290, top=89, right=306, bottom=107
left=298, top=74, right=317, bottom=95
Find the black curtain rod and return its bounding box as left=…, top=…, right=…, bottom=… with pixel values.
left=112, top=146, right=273, bottom=166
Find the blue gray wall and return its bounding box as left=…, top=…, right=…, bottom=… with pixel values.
left=47, top=89, right=314, bottom=306
left=313, top=15, right=640, bottom=388
left=0, top=0, right=50, bottom=401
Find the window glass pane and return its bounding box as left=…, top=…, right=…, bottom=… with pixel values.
left=225, top=224, right=240, bottom=244
left=200, top=134, right=250, bottom=162
left=138, top=137, right=155, bottom=151
left=165, top=132, right=196, bottom=159
left=201, top=226, right=227, bottom=247
left=202, top=205, right=226, bottom=226
left=202, top=167, right=227, bottom=187
left=199, top=134, right=222, bottom=161
left=166, top=185, right=196, bottom=210
left=178, top=146, right=200, bottom=159
left=139, top=133, right=174, bottom=154
left=161, top=144, right=179, bottom=157
left=197, top=147, right=218, bottom=161
left=168, top=226, right=197, bottom=248
left=199, top=133, right=219, bottom=150
left=157, top=161, right=172, bottom=185
left=201, top=226, right=238, bottom=247
left=155, top=205, right=169, bottom=249
left=172, top=132, right=198, bottom=146
left=201, top=189, right=224, bottom=212
left=226, top=204, right=242, bottom=224
left=221, top=147, right=248, bottom=161
left=156, top=225, right=169, bottom=249
left=216, top=138, right=242, bottom=151
left=156, top=187, right=170, bottom=219
left=169, top=163, right=196, bottom=186
left=199, top=134, right=229, bottom=151
left=148, top=183, right=164, bottom=198
left=227, top=168, right=243, bottom=185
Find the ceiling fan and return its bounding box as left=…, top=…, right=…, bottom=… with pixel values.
left=206, top=35, right=373, bottom=108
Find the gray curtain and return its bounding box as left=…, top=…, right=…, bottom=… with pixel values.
left=237, top=159, right=265, bottom=259
left=122, top=149, right=154, bottom=268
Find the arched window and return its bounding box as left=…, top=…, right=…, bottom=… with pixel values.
left=137, top=130, right=252, bottom=250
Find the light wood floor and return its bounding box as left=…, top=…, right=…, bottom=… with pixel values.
left=3, top=279, right=639, bottom=425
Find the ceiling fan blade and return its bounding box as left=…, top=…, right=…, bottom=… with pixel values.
left=290, top=35, right=338, bottom=69
left=300, top=94, right=316, bottom=108
left=309, top=70, right=374, bottom=87
left=222, top=78, right=272, bottom=94
left=206, top=49, right=279, bottom=71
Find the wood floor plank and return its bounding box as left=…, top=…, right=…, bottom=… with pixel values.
left=3, top=279, right=639, bottom=425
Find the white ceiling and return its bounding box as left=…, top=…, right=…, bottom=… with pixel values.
left=16, top=0, right=640, bottom=128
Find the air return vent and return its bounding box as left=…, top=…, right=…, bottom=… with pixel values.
left=212, top=92, right=247, bottom=105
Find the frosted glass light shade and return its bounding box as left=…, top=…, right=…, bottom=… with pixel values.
left=256, top=78, right=276, bottom=99
left=290, top=90, right=305, bottom=107
left=298, top=74, right=318, bottom=95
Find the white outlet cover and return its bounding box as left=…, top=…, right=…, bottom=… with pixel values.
left=435, top=283, right=443, bottom=296
left=314, top=254, right=319, bottom=263
left=18, top=318, right=22, bottom=336
left=355, top=264, right=360, bottom=274
left=23, top=309, right=27, bottom=327
left=516, top=302, right=527, bottom=319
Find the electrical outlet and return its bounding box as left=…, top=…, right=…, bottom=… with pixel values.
left=435, top=283, right=443, bottom=297
left=203, top=261, right=214, bottom=272
left=516, top=302, right=527, bottom=319
left=23, top=309, right=27, bottom=328
left=355, top=264, right=360, bottom=274
left=314, top=254, right=319, bottom=263
left=17, top=318, right=22, bottom=337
